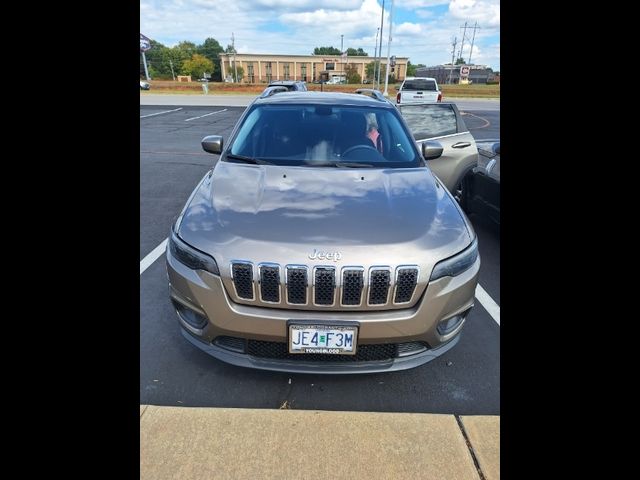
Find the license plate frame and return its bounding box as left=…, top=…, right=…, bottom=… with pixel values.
left=288, top=321, right=359, bottom=355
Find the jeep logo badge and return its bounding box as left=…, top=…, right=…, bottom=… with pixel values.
left=308, top=249, right=342, bottom=261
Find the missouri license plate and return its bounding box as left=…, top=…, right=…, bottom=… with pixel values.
left=288, top=324, right=358, bottom=355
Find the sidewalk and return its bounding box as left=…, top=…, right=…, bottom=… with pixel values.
left=140, top=405, right=499, bottom=480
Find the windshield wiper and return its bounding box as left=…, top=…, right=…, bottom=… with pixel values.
left=226, top=153, right=273, bottom=165
left=333, top=162, right=374, bottom=168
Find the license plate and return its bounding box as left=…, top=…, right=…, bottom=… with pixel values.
left=289, top=324, right=358, bottom=355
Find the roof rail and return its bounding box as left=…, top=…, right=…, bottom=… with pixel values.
left=354, top=89, right=387, bottom=102
left=259, top=86, right=289, bottom=98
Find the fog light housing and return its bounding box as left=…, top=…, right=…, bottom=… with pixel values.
left=172, top=298, right=208, bottom=329
left=437, top=309, right=470, bottom=336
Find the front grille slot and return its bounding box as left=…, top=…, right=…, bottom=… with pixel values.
left=342, top=269, right=364, bottom=305
left=248, top=340, right=397, bottom=362
left=259, top=265, right=280, bottom=302
left=214, top=336, right=247, bottom=353
left=394, top=268, right=418, bottom=303
left=368, top=269, right=391, bottom=305
left=314, top=267, right=335, bottom=305
left=286, top=267, right=308, bottom=304
left=232, top=263, right=254, bottom=300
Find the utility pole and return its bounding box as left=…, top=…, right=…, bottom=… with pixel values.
left=232, top=32, right=238, bottom=83
left=449, top=36, right=457, bottom=84
left=377, top=0, right=385, bottom=89
left=341, top=34, right=344, bottom=52
left=468, top=21, right=480, bottom=64
left=169, top=59, right=176, bottom=81
left=459, top=21, right=468, bottom=62
left=383, top=0, right=394, bottom=97
left=373, top=27, right=379, bottom=84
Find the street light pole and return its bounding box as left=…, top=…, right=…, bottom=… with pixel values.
left=376, top=0, right=385, bottom=90
left=373, top=27, right=379, bottom=84
left=383, top=0, right=394, bottom=97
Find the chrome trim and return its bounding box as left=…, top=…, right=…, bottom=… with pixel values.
left=229, top=260, right=256, bottom=301
left=366, top=266, right=392, bottom=306
left=392, top=265, right=421, bottom=305
left=284, top=264, right=309, bottom=306
left=486, top=158, right=497, bottom=176
left=312, top=265, right=337, bottom=307
left=257, top=262, right=282, bottom=304
left=339, top=266, right=365, bottom=307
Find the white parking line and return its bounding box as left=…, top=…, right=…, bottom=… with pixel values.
left=184, top=109, right=228, bottom=122
left=475, top=284, right=500, bottom=325
left=140, top=107, right=183, bottom=119
left=140, top=239, right=168, bottom=275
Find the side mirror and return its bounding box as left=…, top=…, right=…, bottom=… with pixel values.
left=422, top=141, right=444, bottom=160
left=202, top=135, right=223, bottom=154
left=493, top=143, right=500, bottom=155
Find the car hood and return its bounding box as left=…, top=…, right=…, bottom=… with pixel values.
left=177, top=161, right=471, bottom=270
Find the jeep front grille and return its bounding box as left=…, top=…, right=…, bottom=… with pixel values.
left=341, top=269, right=364, bottom=305
left=228, top=262, right=420, bottom=310
left=231, top=262, right=254, bottom=300
left=368, top=269, right=391, bottom=305
left=314, top=267, right=336, bottom=305
left=259, top=264, right=280, bottom=303
left=286, top=266, right=308, bottom=304
left=394, top=268, right=419, bottom=304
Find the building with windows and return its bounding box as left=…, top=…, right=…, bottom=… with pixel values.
left=416, top=64, right=496, bottom=84
left=219, top=53, right=408, bottom=83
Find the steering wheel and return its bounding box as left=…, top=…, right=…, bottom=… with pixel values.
left=341, top=144, right=380, bottom=157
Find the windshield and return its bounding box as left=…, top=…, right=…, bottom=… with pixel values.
left=228, top=104, right=420, bottom=168
left=402, top=79, right=437, bottom=91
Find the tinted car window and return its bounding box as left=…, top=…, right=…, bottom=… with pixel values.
left=402, top=79, right=437, bottom=91
left=229, top=105, right=420, bottom=167
left=398, top=104, right=458, bottom=139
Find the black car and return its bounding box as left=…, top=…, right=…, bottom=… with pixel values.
left=267, top=80, right=307, bottom=91
left=462, top=140, right=500, bottom=225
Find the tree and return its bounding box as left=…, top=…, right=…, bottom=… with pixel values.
left=313, top=46, right=342, bottom=55
left=455, top=57, right=466, bottom=65
left=197, top=37, right=224, bottom=81
left=346, top=47, right=368, bottom=56
left=365, top=61, right=386, bottom=80
left=181, top=54, right=214, bottom=80
left=232, top=65, right=244, bottom=82
left=344, top=64, right=362, bottom=84
left=176, top=41, right=197, bottom=59
left=406, top=61, right=425, bottom=77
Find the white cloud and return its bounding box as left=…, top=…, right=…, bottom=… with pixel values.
left=449, top=0, right=500, bottom=28
left=415, top=9, right=435, bottom=18
left=395, top=22, right=423, bottom=35
left=396, top=0, right=450, bottom=7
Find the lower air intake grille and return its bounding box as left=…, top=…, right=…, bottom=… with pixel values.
left=247, top=340, right=398, bottom=362
left=394, top=268, right=418, bottom=303
left=232, top=263, right=254, bottom=299
left=368, top=270, right=390, bottom=305
left=259, top=265, right=280, bottom=302
left=213, top=336, right=247, bottom=353
left=342, top=269, right=364, bottom=305
left=286, top=267, right=307, bottom=304
left=314, top=267, right=335, bottom=305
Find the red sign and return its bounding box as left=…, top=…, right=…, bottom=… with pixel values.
left=460, top=65, right=470, bottom=77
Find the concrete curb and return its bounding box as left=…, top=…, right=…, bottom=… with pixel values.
left=140, top=405, right=499, bottom=480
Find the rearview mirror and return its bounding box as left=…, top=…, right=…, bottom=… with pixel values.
left=422, top=141, right=444, bottom=160
left=202, top=135, right=223, bottom=154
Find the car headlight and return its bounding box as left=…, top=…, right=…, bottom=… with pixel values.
left=169, top=228, right=220, bottom=275
left=430, top=238, right=478, bottom=281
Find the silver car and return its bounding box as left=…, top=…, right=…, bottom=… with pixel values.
left=166, top=92, right=480, bottom=373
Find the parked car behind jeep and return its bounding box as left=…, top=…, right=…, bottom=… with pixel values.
left=396, top=77, right=441, bottom=104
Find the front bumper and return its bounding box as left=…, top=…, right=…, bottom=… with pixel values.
left=166, top=247, right=480, bottom=374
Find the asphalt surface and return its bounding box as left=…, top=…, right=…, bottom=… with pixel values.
left=140, top=104, right=500, bottom=414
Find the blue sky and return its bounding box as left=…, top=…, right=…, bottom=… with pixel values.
left=140, top=1, right=500, bottom=70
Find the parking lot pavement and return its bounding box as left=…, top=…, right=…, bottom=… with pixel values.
left=140, top=105, right=500, bottom=414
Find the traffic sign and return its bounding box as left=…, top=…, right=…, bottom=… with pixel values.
left=460, top=65, right=470, bottom=77
left=140, top=33, right=151, bottom=52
